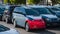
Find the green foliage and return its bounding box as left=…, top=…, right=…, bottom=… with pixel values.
left=10, top=0, right=15, bottom=4
left=51, top=0, right=60, bottom=5
left=4, top=0, right=26, bottom=5
left=14, top=0, right=26, bottom=4
left=33, top=0, right=40, bottom=4
left=27, top=0, right=34, bottom=4
left=27, top=0, right=40, bottom=4
left=4, top=0, right=8, bottom=4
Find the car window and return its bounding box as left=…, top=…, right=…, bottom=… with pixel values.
left=0, top=8, right=4, bottom=14
left=25, top=9, right=39, bottom=16
left=14, top=7, right=25, bottom=14
left=0, top=25, right=10, bottom=32
left=32, top=8, right=51, bottom=14
left=55, top=11, right=60, bottom=14
left=50, top=8, right=60, bottom=11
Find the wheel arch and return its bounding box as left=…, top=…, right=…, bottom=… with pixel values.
left=25, top=21, right=28, bottom=27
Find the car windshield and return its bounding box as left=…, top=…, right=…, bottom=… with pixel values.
left=32, top=8, right=51, bottom=14
left=50, top=8, right=60, bottom=11
left=0, top=25, right=10, bottom=32
left=25, top=9, right=39, bottom=16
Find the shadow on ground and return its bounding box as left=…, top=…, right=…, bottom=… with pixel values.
left=47, top=26, right=60, bottom=31
left=29, top=29, right=56, bottom=34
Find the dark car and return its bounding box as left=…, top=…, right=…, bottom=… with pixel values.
left=46, top=6, right=60, bottom=18
left=29, top=6, right=60, bottom=27
left=2, top=5, right=20, bottom=23
left=0, top=5, right=5, bottom=20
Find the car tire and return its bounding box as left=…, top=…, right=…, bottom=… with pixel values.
left=13, top=19, right=17, bottom=28
left=5, top=18, right=9, bottom=23
left=25, top=23, right=30, bottom=32
left=2, top=15, right=5, bottom=21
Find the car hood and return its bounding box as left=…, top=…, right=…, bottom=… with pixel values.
left=0, top=29, right=19, bottom=34
left=26, top=15, right=42, bottom=19
left=41, top=14, right=58, bottom=18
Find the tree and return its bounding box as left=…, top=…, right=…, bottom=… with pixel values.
left=33, top=0, right=40, bottom=4
left=14, top=0, right=26, bottom=5
left=27, top=0, right=40, bottom=5
left=4, top=0, right=8, bottom=4
left=10, top=0, right=15, bottom=4
left=51, top=0, right=60, bottom=5
left=27, top=0, right=34, bottom=4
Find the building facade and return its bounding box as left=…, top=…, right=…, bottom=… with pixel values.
left=39, top=0, right=52, bottom=5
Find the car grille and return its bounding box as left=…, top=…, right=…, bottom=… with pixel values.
left=50, top=18, right=58, bottom=22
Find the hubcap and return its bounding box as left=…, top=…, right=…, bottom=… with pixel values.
left=6, top=18, right=8, bottom=23
left=14, top=20, right=16, bottom=27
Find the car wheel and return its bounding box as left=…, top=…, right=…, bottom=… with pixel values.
left=25, top=23, right=30, bottom=32
left=2, top=15, right=5, bottom=21
left=13, top=20, right=17, bottom=28
left=5, top=18, right=9, bottom=23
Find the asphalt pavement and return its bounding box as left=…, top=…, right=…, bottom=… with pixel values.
left=0, top=21, right=60, bottom=34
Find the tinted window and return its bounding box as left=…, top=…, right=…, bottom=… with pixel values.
left=0, top=25, right=10, bottom=32
left=33, top=8, right=51, bottom=14
left=50, top=8, right=60, bottom=11
left=0, top=8, right=4, bottom=14
left=55, top=12, right=60, bottom=14
left=25, top=9, right=39, bottom=16
left=14, top=7, right=25, bottom=14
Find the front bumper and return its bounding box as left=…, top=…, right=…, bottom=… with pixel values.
left=46, top=21, right=60, bottom=26
left=27, top=20, right=46, bottom=29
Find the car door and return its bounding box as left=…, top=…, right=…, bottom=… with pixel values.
left=13, top=7, right=26, bottom=27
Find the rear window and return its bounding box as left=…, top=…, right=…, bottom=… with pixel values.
left=0, top=25, right=10, bottom=32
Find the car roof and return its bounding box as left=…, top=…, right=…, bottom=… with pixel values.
left=15, top=6, right=32, bottom=9
left=46, top=6, right=59, bottom=8
left=27, top=5, right=48, bottom=8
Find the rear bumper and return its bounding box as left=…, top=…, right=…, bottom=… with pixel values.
left=27, top=20, right=46, bottom=29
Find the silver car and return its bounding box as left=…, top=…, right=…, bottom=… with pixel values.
left=0, top=25, right=20, bottom=34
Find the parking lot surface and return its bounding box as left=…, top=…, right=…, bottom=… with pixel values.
left=0, top=21, right=60, bottom=34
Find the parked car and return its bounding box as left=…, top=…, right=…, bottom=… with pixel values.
left=46, top=6, right=60, bottom=18
left=12, top=6, right=46, bottom=32
left=2, top=5, right=20, bottom=23
left=0, top=7, right=5, bottom=20
left=0, top=24, right=20, bottom=34
left=29, top=6, right=60, bottom=27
